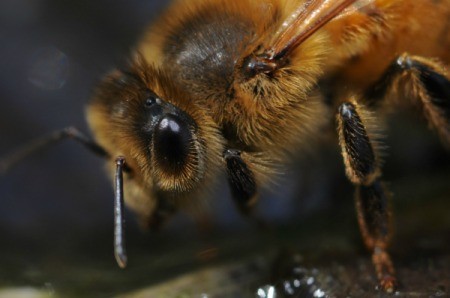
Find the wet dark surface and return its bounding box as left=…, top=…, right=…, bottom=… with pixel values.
left=0, top=165, right=449, bottom=297
left=0, top=201, right=449, bottom=298
left=0, top=1, right=449, bottom=297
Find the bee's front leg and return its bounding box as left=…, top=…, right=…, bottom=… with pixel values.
left=336, top=101, right=396, bottom=293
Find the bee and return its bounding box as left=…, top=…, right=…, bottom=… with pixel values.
left=1, top=0, right=449, bottom=293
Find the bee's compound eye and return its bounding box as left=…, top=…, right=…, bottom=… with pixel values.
left=153, top=114, right=193, bottom=171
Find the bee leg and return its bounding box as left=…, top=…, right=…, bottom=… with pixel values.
left=0, top=126, right=108, bottom=174
left=366, top=53, right=450, bottom=146
left=356, top=180, right=395, bottom=293
left=337, top=102, right=396, bottom=293
left=223, top=149, right=258, bottom=216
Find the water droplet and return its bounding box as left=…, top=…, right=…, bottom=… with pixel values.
left=28, top=46, right=69, bottom=90
left=256, top=285, right=277, bottom=298
left=283, top=281, right=295, bottom=295
left=313, top=288, right=325, bottom=297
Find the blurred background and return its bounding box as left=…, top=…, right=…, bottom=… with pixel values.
left=0, top=0, right=449, bottom=297
left=0, top=0, right=169, bottom=235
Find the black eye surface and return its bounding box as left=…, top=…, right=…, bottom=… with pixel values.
left=153, top=114, right=193, bottom=172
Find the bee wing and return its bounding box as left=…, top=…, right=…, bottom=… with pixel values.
left=264, top=0, right=375, bottom=60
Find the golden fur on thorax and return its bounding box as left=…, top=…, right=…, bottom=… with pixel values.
left=140, top=0, right=450, bottom=152
left=140, top=0, right=330, bottom=152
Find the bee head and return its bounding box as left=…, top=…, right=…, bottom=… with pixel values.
left=87, top=56, right=223, bottom=197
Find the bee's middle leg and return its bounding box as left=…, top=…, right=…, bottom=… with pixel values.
left=336, top=101, right=396, bottom=293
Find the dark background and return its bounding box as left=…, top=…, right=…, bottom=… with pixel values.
left=0, top=0, right=449, bottom=297
left=0, top=0, right=169, bottom=236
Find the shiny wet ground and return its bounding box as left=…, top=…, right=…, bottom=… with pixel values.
left=0, top=169, right=449, bottom=298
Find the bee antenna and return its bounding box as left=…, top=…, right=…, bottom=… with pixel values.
left=0, top=127, right=108, bottom=175
left=114, top=156, right=128, bottom=268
